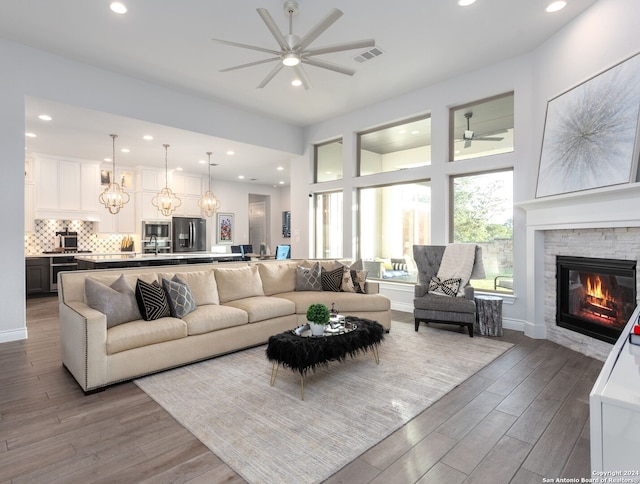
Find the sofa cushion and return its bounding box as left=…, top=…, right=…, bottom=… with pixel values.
left=162, top=276, right=197, bottom=318
left=258, top=262, right=297, bottom=295
left=296, top=262, right=322, bottom=291
left=136, top=279, right=171, bottom=321
left=275, top=291, right=390, bottom=315
left=413, top=293, right=476, bottom=313
left=214, top=265, right=264, bottom=303
left=157, top=270, right=219, bottom=305
left=182, top=304, right=248, bottom=335
left=106, top=317, right=188, bottom=354
left=225, top=296, right=296, bottom=323
left=321, top=266, right=343, bottom=292
left=85, top=274, right=142, bottom=329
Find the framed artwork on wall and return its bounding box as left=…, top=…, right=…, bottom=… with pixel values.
left=536, top=52, right=640, bottom=198
left=217, top=212, right=234, bottom=244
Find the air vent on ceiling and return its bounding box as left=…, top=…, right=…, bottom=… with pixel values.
left=353, top=47, right=384, bottom=63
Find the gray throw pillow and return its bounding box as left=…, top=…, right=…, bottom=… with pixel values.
left=162, top=275, right=197, bottom=318
left=295, top=262, right=322, bottom=291
left=85, top=274, right=142, bottom=329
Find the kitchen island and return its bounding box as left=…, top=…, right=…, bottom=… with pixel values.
left=75, top=252, right=241, bottom=269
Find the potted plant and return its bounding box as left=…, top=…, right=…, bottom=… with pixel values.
left=306, top=303, right=330, bottom=336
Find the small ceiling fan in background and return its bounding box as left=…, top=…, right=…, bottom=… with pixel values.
left=212, top=0, right=375, bottom=89
left=461, top=112, right=505, bottom=148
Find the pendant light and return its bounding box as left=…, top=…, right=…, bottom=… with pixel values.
left=152, top=144, right=182, bottom=216
left=98, top=134, right=130, bottom=214
left=198, top=151, right=221, bottom=217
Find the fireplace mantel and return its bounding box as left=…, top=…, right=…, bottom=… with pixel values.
left=519, top=183, right=640, bottom=359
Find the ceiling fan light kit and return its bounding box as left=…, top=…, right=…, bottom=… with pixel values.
left=212, top=0, right=375, bottom=89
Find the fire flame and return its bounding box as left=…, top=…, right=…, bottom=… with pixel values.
left=585, top=275, right=611, bottom=305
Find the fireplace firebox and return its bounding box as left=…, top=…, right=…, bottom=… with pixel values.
left=556, top=256, right=636, bottom=344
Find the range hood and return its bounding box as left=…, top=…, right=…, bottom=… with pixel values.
left=35, top=208, right=101, bottom=222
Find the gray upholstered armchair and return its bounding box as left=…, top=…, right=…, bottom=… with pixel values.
left=413, top=244, right=485, bottom=337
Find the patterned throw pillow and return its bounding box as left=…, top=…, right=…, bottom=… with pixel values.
left=428, top=276, right=462, bottom=297
left=321, top=266, right=343, bottom=292
left=162, top=275, right=197, bottom=318
left=295, top=262, right=322, bottom=291
left=341, top=259, right=368, bottom=294
left=135, top=279, right=171, bottom=321
left=350, top=270, right=368, bottom=294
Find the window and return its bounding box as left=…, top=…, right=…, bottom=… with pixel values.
left=358, top=181, right=431, bottom=283
left=450, top=93, right=514, bottom=161
left=451, top=170, right=513, bottom=293
left=358, top=116, right=431, bottom=176
left=314, top=139, right=342, bottom=183
left=314, top=191, right=343, bottom=258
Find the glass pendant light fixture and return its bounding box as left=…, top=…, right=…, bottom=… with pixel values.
left=152, top=144, right=182, bottom=216
left=198, top=151, right=221, bottom=217
left=99, top=134, right=130, bottom=214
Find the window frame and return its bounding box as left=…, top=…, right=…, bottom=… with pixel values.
left=314, top=138, right=343, bottom=183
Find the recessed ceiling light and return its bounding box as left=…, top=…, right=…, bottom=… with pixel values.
left=291, top=79, right=303, bottom=87
left=279, top=181, right=285, bottom=185
left=199, top=159, right=206, bottom=164
left=143, top=135, right=153, bottom=140
left=38, top=114, right=52, bottom=121
left=226, top=150, right=235, bottom=156
left=176, top=167, right=183, bottom=171
left=277, top=166, right=284, bottom=171
left=546, top=1, right=566, bottom=12
left=411, top=130, right=420, bottom=135
left=238, top=175, right=245, bottom=179
left=457, top=0, right=476, bottom=6
left=104, top=157, right=112, bottom=162
left=110, top=2, right=127, bottom=14
left=25, top=132, right=36, bottom=138
left=120, top=148, right=130, bottom=153
left=398, top=130, right=407, bottom=135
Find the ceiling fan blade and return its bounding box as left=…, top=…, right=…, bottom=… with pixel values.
left=302, top=57, right=355, bottom=76
left=474, top=136, right=505, bottom=142
left=257, top=62, right=284, bottom=89
left=256, top=8, right=289, bottom=51
left=293, top=64, right=312, bottom=90
left=220, top=57, right=280, bottom=73
left=212, top=38, right=280, bottom=56
left=294, top=8, right=343, bottom=51
left=464, top=139, right=472, bottom=149
left=304, top=38, right=375, bottom=56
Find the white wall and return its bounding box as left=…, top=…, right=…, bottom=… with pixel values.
left=299, top=0, right=640, bottom=329
left=0, top=38, right=302, bottom=343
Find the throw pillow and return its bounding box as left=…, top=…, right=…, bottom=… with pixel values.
left=321, top=266, right=343, bottom=292
left=162, top=275, right=197, bottom=318
left=295, top=262, right=322, bottom=291
left=340, top=260, right=367, bottom=293
left=428, top=276, right=462, bottom=297
left=85, top=274, right=142, bottom=329
left=258, top=262, right=297, bottom=295
left=135, top=279, right=171, bottom=321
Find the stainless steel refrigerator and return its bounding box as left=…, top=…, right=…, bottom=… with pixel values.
left=172, top=217, right=206, bottom=252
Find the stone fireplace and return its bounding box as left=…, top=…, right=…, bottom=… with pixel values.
left=521, top=184, right=640, bottom=361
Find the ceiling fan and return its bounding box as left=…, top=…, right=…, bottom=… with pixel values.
left=461, top=112, right=505, bottom=148
left=212, top=0, right=375, bottom=89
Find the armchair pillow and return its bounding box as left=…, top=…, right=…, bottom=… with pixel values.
left=428, top=276, right=462, bottom=297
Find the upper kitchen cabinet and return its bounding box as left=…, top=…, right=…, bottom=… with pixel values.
left=137, top=168, right=204, bottom=220
left=96, top=168, right=136, bottom=234
left=34, top=157, right=101, bottom=221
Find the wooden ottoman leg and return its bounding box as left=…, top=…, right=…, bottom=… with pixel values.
left=415, top=319, right=420, bottom=331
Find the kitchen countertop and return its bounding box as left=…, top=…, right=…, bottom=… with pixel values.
left=25, top=252, right=241, bottom=261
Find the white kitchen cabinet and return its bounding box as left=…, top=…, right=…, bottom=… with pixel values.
left=97, top=198, right=136, bottom=234
left=58, top=161, right=81, bottom=210
left=173, top=173, right=203, bottom=197
left=590, top=306, right=640, bottom=473
left=140, top=168, right=161, bottom=191
left=140, top=191, right=171, bottom=221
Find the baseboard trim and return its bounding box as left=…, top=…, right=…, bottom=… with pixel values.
left=0, top=327, right=28, bottom=343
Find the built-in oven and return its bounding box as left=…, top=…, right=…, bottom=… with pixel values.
left=141, top=221, right=172, bottom=254
left=50, top=255, right=77, bottom=292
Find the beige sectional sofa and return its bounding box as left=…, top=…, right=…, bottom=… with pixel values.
left=58, top=259, right=391, bottom=392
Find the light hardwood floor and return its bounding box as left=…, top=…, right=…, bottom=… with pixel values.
left=0, top=296, right=602, bottom=483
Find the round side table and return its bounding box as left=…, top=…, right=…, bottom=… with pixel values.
left=474, top=295, right=503, bottom=336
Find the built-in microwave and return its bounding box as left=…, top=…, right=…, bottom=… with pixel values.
left=141, top=221, right=171, bottom=254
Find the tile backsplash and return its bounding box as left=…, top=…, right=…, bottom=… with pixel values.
left=25, top=220, right=124, bottom=254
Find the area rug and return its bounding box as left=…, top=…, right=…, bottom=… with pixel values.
left=135, top=321, right=513, bottom=483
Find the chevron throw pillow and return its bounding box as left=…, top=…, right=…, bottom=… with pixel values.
left=428, top=276, right=462, bottom=297
left=321, top=266, right=343, bottom=292
left=135, top=279, right=171, bottom=321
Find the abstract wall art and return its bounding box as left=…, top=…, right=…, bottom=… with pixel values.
left=536, top=52, right=640, bottom=198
